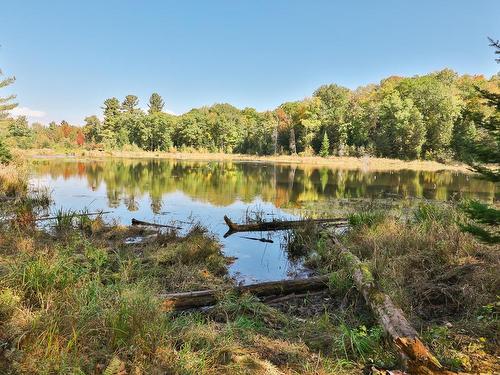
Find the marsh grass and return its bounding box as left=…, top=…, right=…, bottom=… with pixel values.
left=0, top=163, right=27, bottom=197
left=289, top=202, right=499, bottom=373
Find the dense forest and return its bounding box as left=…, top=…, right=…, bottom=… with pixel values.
left=1, top=69, right=499, bottom=162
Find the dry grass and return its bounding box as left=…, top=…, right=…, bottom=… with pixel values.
left=0, top=163, right=28, bottom=197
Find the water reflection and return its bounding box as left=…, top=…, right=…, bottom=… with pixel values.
left=32, top=159, right=498, bottom=210
left=29, top=158, right=498, bottom=283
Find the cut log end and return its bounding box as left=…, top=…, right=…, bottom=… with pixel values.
left=395, top=337, right=444, bottom=373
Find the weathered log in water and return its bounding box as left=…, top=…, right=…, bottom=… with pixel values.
left=325, top=232, right=447, bottom=374
left=161, top=275, right=330, bottom=311
left=131, top=218, right=182, bottom=230
left=223, top=215, right=348, bottom=238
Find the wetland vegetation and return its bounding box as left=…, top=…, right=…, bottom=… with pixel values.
left=0, top=13, right=499, bottom=374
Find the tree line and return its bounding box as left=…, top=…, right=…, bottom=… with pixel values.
left=1, top=69, right=499, bottom=163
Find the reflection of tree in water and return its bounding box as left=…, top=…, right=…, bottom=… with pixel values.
left=31, top=159, right=498, bottom=212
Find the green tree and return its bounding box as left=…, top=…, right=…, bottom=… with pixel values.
left=100, top=97, right=122, bottom=147
left=460, top=38, right=500, bottom=244
left=376, top=92, right=425, bottom=159
left=146, top=112, right=175, bottom=151
left=0, top=75, right=17, bottom=118
left=122, top=95, right=139, bottom=114
left=208, top=103, right=245, bottom=153
left=313, top=84, right=351, bottom=155
left=319, top=132, right=330, bottom=157
left=394, top=72, right=461, bottom=160
left=83, top=115, right=102, bottom=143
left=175, top=108, right=213, bottom=149
left=148, top=93, right=164, bottom=114
left=0, top=68, right=17, bottom=163
left=102, top=97, right=121, bottom=118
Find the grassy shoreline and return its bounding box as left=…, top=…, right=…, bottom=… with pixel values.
left=18, top=148, right=473, bottom=172
left=2, top=161, right=498, bottom=374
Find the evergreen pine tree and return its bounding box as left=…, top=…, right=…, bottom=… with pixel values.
left=0, top=68, right=17, bottom=163
left=319, top=132, right=330, bottom=157
left=148, top=93, right=164, bottom=114
left=461, top=37, right=500, bottom=244
left=122, top=95, right=139, bottom=113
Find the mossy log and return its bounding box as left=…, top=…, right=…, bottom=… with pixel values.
left=223, top=215, right=348, bottom=238
left=161, top=275, right=330, bottom=311
left=326, top=232, right=451, bottom=375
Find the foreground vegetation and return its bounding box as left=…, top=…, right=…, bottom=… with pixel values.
left=1, top=161, right=498, bottom=374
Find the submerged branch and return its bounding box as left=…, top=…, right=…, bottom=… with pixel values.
left=131, top=218, right=182, bottom=230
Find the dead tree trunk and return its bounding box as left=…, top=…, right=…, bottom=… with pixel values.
left=325, top=232, right=446, bottom=374
left=223, top=215, right=348, bottom=238
left=161, top=275, right=329, bottom=311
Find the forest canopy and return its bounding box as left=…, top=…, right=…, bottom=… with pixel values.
left=2, top=69, right=499, bottom=162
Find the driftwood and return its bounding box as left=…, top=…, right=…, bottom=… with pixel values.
left=161, top=275, right=330, bottom=311
left=34, top=211, right=112, bottom=222
left=325, top=232, right=447, bottom=374
left=223, top=215, right=348, bottom=238
left=131, top=218, right=182, bottom=230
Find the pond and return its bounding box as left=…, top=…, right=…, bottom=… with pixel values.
left=29, top=158, right=498, bottom=283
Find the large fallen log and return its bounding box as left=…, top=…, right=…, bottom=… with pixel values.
left=161, top=275, right=330, bottom=311
left=325, top=231, right=447, bottom=374
left=131, top=218, right=182, bottom=230
left=223, top=215, right=348, bottom=238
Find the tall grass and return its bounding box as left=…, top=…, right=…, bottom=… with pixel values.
left=0, top=163, right=28, bottom=197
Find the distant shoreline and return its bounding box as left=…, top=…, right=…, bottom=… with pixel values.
left=18, top=148, right=473, bottom=173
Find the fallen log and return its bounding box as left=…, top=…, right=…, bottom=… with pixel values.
left=161, top=275, right=330, bottom=311
left=34, top=211, right=112, bottom=222
left=131, top=218, right=182, bottom=230
left=325, top=231, right=447, bottom=374
left=223, top=215, right=348, bottom=238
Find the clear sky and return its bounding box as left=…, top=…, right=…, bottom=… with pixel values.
left=1, top=0, right=499, bottom=124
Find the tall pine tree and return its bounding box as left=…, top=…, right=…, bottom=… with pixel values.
left=461, top=37, right=500, bottom=244
left=122, top=95, right=139, bottom=113
left=0, top=68, right=17, bottom=163
left=148, top=93, right=164, bottom=114
left=319, top=131, right=330, bottom=157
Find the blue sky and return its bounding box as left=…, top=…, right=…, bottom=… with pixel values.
left=1, top=0, right=499, bottom=124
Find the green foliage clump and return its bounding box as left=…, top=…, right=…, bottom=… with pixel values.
left=460, top=200, right=500, bottom=244
left=348, top=210, right=386, bottom=228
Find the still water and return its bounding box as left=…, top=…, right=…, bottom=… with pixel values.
left=30, top=158, right=498, bottom=283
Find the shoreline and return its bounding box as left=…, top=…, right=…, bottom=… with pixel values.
left=18, top=148, right=473, bottom=173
